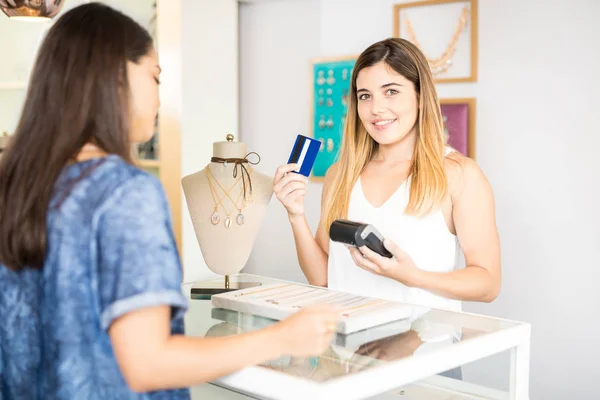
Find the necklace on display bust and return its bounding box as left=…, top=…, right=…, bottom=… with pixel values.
left=206, top=152, right=261, bottom=228
left=210, top=152, right=261, bottom=201
left=205, top=166, right=253, bottom=228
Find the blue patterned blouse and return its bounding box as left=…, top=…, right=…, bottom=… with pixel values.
left=0, top=155, right=190, bottom=399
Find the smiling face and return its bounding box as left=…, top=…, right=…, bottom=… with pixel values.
left=355, top=61, right=419, bottom=146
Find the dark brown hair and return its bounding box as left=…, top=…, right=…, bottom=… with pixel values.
left=0, top=3, right=153, bottom=271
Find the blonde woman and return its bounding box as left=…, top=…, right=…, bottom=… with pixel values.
left=274, top=38, right=501, bottom=313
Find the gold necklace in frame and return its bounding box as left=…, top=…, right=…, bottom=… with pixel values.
left=404, top=5, right=469, bottom=76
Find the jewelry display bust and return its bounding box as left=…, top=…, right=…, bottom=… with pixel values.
left=181, top=135, right=273, bottom=296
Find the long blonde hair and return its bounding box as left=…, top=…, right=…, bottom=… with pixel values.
left=322, top=38, right=447, bottom=232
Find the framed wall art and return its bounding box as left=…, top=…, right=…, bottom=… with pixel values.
left=310, top=55, right=357, bottom=180
left=440, top=97, right=476, bottom=159
left=394, top=0, right=478, bottom=83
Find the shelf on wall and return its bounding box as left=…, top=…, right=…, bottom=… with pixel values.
left=0, top=82, right=27, bottom=90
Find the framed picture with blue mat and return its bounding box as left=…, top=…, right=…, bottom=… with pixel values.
left=310, top=55, right=357, bottom=181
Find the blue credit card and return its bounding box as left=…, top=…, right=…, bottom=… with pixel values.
left=287, top=134, right=322, bottom=177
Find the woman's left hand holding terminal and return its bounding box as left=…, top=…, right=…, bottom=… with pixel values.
left=348, top=240, right=423, bottom=287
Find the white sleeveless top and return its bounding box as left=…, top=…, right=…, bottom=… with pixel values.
left=327, top=147, right=461, bottom=312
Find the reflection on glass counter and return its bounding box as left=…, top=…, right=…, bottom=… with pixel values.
left=184, top=274, right=530, bottom=400
left=208, top=298, right=499, bottom=383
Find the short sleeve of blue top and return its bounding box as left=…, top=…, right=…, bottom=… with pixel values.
left=0, top=155, right=190, bottom=400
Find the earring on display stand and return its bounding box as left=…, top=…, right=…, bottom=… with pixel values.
left=316, top=70, right=325, bottom=86
left=326, top=116, right=334, bottom=129
left=326, top=138, right=334, bottom=153
left=318, top=116, right=326, bottom=130
left=327, top=70, right=336, bottom=85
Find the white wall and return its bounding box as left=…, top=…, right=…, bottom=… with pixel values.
left=462, top=1, right=600, bottom=397
left=239, top=0, right=323, bottom=284
left=180, top=0, right=240, bottom=283
left=240, top=0, right=600, bottom=398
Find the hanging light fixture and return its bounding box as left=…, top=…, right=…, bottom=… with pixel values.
left=0, top=0, right=64, bottom=21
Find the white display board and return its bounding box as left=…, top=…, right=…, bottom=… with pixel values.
left=212, top=282, right=412, bottom=334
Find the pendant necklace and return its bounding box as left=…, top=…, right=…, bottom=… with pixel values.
left=206, top=166, right=253, bottom=228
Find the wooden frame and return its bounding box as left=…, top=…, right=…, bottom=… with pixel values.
left=309, top=54, right=358, bottom=182
left=394, top=0, right=478, bottom=84
left=439, top=97, right=476, bottom=159
left=156, top=0, right=182, bottom=252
